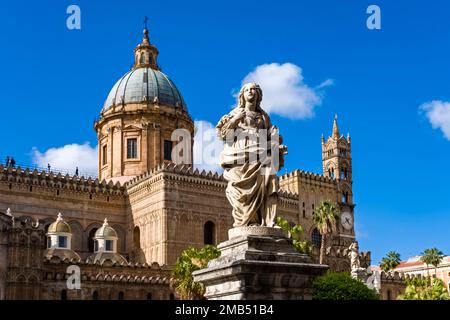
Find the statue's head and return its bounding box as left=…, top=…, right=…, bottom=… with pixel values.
left=238, top=83, right=263, bottom=110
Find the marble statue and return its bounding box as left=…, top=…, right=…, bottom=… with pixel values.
left=348, top=241, right=361, bottom=271
left=216, top=83, right=287, bottom=228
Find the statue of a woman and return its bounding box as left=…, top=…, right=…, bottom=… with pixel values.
left=216, top=83, right=287, bottom=228
left=348, top=241, right=361, bottom=271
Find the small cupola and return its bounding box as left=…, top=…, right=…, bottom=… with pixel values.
left=45, top=213, right=81, bottom=261
left=47, top=213, right=72, bottom=249
left=86, top=218, right=127, bottom=264
left=93, top=218, right=119, bottom=253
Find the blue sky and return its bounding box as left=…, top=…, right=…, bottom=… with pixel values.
left=1, top=0, right=449, bottom=264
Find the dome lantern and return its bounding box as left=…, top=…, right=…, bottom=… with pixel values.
left=133, top=22, right=159, bottom=70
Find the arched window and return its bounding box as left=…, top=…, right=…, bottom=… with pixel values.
left=147, top=292, right=152, bottom=300
left=88, top=228, right=98, bottom=253
left=170, top=293, right=175, bottom=300
left=133, top=226, right=141, bottom=249
left=331, top=168, right=335, bottom=178
left=61, top=290, right=67, bottom=300
left=204, top=221, right=215, bottom=245
left=311, top=228, right=321, bottom=248
left=92, top=290, right=98, bottom=300
left=387, top=289, right=392, bottom=300
left=342, top=192, right=349, bottom=204
left=118, top=291, right=124, bottom=300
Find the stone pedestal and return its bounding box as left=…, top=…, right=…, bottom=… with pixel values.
left=192, top=226, right=328, bottom=300
left=351, top=268, right=368, bottom=282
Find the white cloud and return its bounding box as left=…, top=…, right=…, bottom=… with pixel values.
left=240, top=63, right=332, bottom=119
left=193, top=120, right=223, bottom=173
left=32, top=142, right=98, bottom=176
left=420, top=100, right=450, bottom=140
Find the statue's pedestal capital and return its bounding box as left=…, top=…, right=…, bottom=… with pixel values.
left=193, top=228, right=328, bottom=300
left=351, top=268, right=368, bottom=281
left=228, top=225, right=285, bottom=239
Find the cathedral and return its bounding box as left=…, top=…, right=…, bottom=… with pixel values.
left=0, top=26, right=365, bottom=300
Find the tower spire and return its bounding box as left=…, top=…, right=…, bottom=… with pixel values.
left=332, top=114, right=340, bottom=139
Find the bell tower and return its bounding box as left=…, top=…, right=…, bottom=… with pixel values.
left=322, top=115, right=354, bottom=232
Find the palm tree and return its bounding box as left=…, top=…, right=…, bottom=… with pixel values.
left=379, top=251, right=401, bottom=272
left=421, top=248, right=445, bottom=280
left=312, top=200, right=339, bottom=264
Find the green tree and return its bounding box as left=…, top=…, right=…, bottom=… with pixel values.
left=312, top=272, right=379, bottom=300
left=312, top=200, right=339, bottom=264
left=379, top=251, right=401, bottom=272
left=275, top=216, right=312, bottom=257
left=420, top=248, right=444, bottom=278
left=172, top=245, right=220, bottom=300
left=398, top=277, right=450, bottom=300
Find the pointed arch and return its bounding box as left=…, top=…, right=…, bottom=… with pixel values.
left=204, top=221, right=215, bottom=245
left=68, top=220, right=83, bottom=252
left=112, top=224, right=126, bottom=253
left=133, top=226, right=141, bottom=249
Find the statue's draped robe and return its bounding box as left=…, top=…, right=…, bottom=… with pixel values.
left=216, top=107, right=279, bottom=227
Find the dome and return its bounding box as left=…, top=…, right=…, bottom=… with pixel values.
left=95, top=218, right=118, bottom=238
left=47, top=213, right=71, bottom=234
left=102, top=67, right=187, bottom=113
left=45, top=248, right=81, bottom=262
left=86, top=252, right=127, bottom=265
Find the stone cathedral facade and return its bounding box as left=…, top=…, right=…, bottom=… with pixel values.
left=0, top=27, right=366, bottom=300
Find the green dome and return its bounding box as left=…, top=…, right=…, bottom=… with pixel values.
left=102, top=67, right=187, bottom=112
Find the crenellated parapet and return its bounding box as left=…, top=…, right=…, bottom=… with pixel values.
left=280, top=169, right=336, bottom=184
left=279, top=169, right=337, bottom=196
left=126, top=163, right=226, bottom=192
left=379, top=270, right=421, bottom=282
left=0, top=165, right=126, bottom=196
left=278, top=189, right=299, bottom=208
